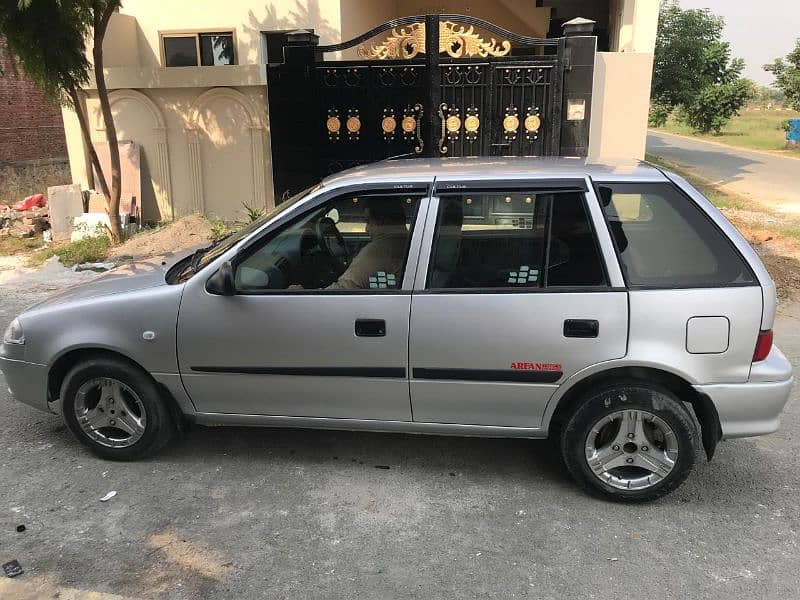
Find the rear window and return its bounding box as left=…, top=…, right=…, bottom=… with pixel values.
left=597, top=182, right=755, bottom=288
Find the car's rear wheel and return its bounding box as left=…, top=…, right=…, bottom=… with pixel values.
left=60, top=356, right=175, bottom=460
left=560, top=382, right=698, bottom=502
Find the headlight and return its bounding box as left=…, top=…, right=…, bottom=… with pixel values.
left=3, top=318, right=25, bottom=345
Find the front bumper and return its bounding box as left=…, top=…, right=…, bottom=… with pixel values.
left=0, top=355, right=49, bottom=413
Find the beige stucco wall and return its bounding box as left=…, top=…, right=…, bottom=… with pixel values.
left=591, top=0, right=658, bottom=160
left=109, top=0, right=343, bottom=69
left=66, top=0, right=340, bottom=221
left=65, top=85, right=272, bottom=221
left=588, top=51, right=654, bottom=159
left=609, top=0, right=658, bottom=53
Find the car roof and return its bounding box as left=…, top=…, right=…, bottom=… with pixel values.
left=321, top=156, right=669, bottom=188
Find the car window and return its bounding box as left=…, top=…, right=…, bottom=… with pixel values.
left=597, top=182, right=756, bottom=288
left=547, top=192, right=607, bottom=286
left=234, top=193, right=422, bottom=292
left=426, top=190, right=606, bottom=289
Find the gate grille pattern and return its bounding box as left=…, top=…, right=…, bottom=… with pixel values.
left=266, top=14, right=589, bottom=199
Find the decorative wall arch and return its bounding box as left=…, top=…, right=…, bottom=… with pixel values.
left=186, top=88, right=264, bottom=130
left=185, top=87, right=267, bottom=215
left=96, top=89, right=174, bottom=220
left=98, top=89, right=167, bottom=130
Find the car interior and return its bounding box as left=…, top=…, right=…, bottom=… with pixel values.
left=235, top=195, right=420, bottom=291
left=429, top=192, right=606, bottom=289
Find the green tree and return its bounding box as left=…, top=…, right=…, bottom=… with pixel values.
left=682, top=78, right=755, bottom=134
left=651, top=1, right=752, bottom=134
left=0, top=0, right=125, bottom=243
left=764, top=39, right=800, bottom=111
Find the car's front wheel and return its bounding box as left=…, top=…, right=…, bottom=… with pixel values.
left=60, top=356, right=175, bottom=460
left=561, top=382, right=698, bottom=502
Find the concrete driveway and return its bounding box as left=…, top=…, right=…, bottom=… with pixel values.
left=647, top=131, right=800, bottom=214
left=1, top=275, right=799, bottom=599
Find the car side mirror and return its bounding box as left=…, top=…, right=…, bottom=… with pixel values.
left=206, top=261, right=236, bottom=296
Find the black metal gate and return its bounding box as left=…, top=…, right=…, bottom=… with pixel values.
left=266, top=14, right=595, bottom=200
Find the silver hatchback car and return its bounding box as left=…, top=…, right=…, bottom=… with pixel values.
left=1, top=157, right=794, bottom=502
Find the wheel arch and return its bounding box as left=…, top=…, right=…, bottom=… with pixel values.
left=48, top=347, right=186, bottom=430
left=547, top=365, right=722, bottom=460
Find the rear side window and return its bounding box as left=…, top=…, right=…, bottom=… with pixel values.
left=426, top=190, right=606, bottom=289
left=597, top=182, right=755, bottom=288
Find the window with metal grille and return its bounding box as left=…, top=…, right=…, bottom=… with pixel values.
left=162, top=32, right=235, bottom=67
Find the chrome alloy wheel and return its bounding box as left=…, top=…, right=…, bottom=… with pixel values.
left=584, top=409, right=679, bottom=491
left=74, top=377, right=147, bottom=448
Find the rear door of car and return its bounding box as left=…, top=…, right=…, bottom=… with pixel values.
left=594, top=179, right=763, bottom=384
left=408, top=177, right=629, bottom=428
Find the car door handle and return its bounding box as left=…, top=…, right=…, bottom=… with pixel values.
left=355, top=319, right=386, bottom=337
left=564, top=319, right=599, bottom=338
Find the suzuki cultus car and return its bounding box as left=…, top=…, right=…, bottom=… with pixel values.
left=1, top=158, right=793, bottom=501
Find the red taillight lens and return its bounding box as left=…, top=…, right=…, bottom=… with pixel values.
left=753, top=330, right=773, bottom=362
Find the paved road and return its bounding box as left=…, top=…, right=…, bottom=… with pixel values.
left=0, top=274, right=799, bottom=599
left=647, top=131, right=800, bottom=214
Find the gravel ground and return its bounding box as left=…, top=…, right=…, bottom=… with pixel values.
left=0, top=274, right=798, bottom=599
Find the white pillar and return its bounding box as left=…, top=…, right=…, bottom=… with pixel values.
left=154, top=127, right=174, bottom=220
left=250, top=125, right=268, bottom=210
left=186, top=128, right=205, bottom=214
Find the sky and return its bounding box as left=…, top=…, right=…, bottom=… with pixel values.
left=676, top=0, right=799, bottom=86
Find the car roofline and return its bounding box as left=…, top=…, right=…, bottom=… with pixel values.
left=320, top=156, right=669, bottom=189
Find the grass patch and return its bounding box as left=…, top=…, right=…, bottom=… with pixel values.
left=654, top=109, right=800, bottom=154
left=206, top=216, right=242, bottom=241
left=28, top=235, right=110, bottom=268
left=0, top=235, right=45, bottom=256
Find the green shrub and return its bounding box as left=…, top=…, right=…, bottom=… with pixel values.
left=29, top=235, right=110, bottom=267
left=241, top=201, right=266, bottom=222
left=680, top=79, right=754, bottom=134
left=206, top=217, right=237, bottom=241
left=648, top=103, right=671, bottom=127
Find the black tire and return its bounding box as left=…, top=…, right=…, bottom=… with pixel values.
left=560, top=381, right=698, bottom=502
left=60, top=356, right=175, bottom=461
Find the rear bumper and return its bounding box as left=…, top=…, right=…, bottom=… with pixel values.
left=0, top=356, right=49, bottom=413
left=695, top=376, right=795, bottom=439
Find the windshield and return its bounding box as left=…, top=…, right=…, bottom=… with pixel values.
left=170, top=184, right=320, bottom=282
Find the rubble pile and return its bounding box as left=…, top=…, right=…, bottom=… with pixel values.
left=0, top=194, right=51, bottom=239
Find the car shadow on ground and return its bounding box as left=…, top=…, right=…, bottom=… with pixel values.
left=165, top=424, right=572, bottom=485
left=29, top=410, right=792, bottom=506
left=156, top=424, right=796, bottom=507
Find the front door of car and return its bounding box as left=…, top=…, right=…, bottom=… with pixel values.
left=408, top=180, right=629, bottom=428
left=177, top=185, right=430, bottom=420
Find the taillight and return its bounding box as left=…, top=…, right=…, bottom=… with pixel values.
left=753, top=330, right=773, bottom=362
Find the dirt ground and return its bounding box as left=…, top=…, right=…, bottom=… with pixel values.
left=722, top=208, right=800, bottom=300
left=106, top=214, right=214, bottom=262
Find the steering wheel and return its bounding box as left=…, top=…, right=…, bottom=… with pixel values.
left=315, top=216, right=350, bottom=269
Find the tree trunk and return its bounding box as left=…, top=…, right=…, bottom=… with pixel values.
left=67, top=86, right=111, bottom=201
left=93, top=1, right=123, bottom=243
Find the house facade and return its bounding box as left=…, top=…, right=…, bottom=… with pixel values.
left=61, top=0, right=659, bottom=223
